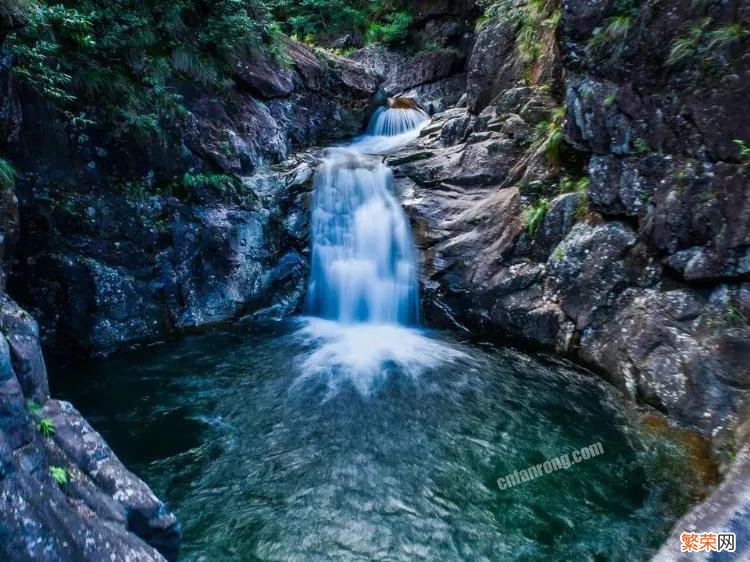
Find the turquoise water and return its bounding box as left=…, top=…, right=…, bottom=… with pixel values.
left=54, top=318, right=699, bottom=561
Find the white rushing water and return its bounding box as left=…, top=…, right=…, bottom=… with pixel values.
left=306, top=104, right=429, bottom=326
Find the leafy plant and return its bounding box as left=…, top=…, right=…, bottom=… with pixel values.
left=366, top=10, right=412, bottom=46
left=558, top=175, right=590, bottom=194
left=522, top=197, right=549, bottom=235
left=667, top=19, right=746, bottom=68
left=182, top=172, right=239, bottom=193
left=270, top=0, right=412, bottom=47
left=534, top=106, right=566, bottom=167
left=588, top=14, right=633, bottom=52
left=38, top=417, right=56, bottom=437
left=723, top=305, right=748, bottom=327
left=50, top=465, right=68, bottom=486
left=706, top=23, right=748, bottom=50
left=667, top=22, right=706, bottom=66
left=633, top=137, right=651, bottom=154
left=0, top=158, right=16, bottom=189
left=733, top=139, right=750, bottom=159
left=4, top=0, right=277, bottom=140
left=26, top=400, right=43, bottom=413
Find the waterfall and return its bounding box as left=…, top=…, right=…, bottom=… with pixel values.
left=306, top=103, right=429, bottom=326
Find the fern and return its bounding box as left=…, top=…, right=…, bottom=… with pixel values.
left=522, top=198, right=549, bottom=235
left=50, top=466, right=68, bottom=486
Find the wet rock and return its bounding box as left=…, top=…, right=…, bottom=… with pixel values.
left=0, top=295, right=179, bottom=561
left=350, top=45, right=467, bottom=111
left=466, top=15, right=522, bottom=113
left=653, top=444, right=750, bottom=562
left=547, top=221, right=637, bottom=329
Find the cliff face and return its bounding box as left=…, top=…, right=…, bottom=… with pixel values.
left=6, top=39, right=381, bottom=358
left=0, top=173, right=179, bottom=561
left=390, top=0, right=749, bottom=458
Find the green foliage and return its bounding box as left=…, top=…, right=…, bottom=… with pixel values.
left=633, top=137, right=651, bottom=154
left=270, top=0, right=411, bottom=47
left=522, top=197, right=549, bottom=235
left=667, top=20, right=708, bottom=66
left=723, top=305, right=747, bottom=327
left=667, top=19, right=747, bottom=68
left=588, top=14, right=633, bottom=52
left=0, top=157, right=16, bottom=189
left=534, top=106, right=566, bottom=167
left=734, top=139, right=750, bottom=159
left=183, top=172, right=239, bottom=193
left=38, top=417, right=56, bottom=437
left=478, top=0, right=559, bottom=72
left=706, top=23, right=748, bottom=50
left=50, top=465, right=68, bottom=485
left=558, top=175, right=590, bottom=194
left=4, top=0, right=276, bottom=138
left=26, top=399, right=43, bottom=413
left=552, top=245, right=566, bottom=261
left=366, top=10, right=412, bottom=46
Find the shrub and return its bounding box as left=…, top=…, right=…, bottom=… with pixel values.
left=4, top=0, right=276, bottom=140
left=366, top=10, right=412, bottom=46
left=269, top=0, right=412, bottom=47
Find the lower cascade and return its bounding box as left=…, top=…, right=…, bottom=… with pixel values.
left=306, top=101, right=429, bottom=325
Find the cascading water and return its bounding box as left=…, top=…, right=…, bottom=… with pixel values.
left=306, top=102, right=429, bottom=326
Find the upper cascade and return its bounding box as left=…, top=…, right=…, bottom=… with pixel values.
left=305, top=103, right=429, bottom=325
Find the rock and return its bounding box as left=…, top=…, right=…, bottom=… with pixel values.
left=350, top=45, right=468, bottom=110
left=233, top=52, right=295, bottom=99
left=0, top=295, right=179, bottom=562
left=466, top=15, right=522, bottom=113
left=546, top=221, right=637, bottom=329
left=653, top=444, right=750, bottom=562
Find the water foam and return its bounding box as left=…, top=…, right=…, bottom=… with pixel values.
left=294, top=318, right=468, bottom=396
left=302, top=103, right=438, bottom=390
